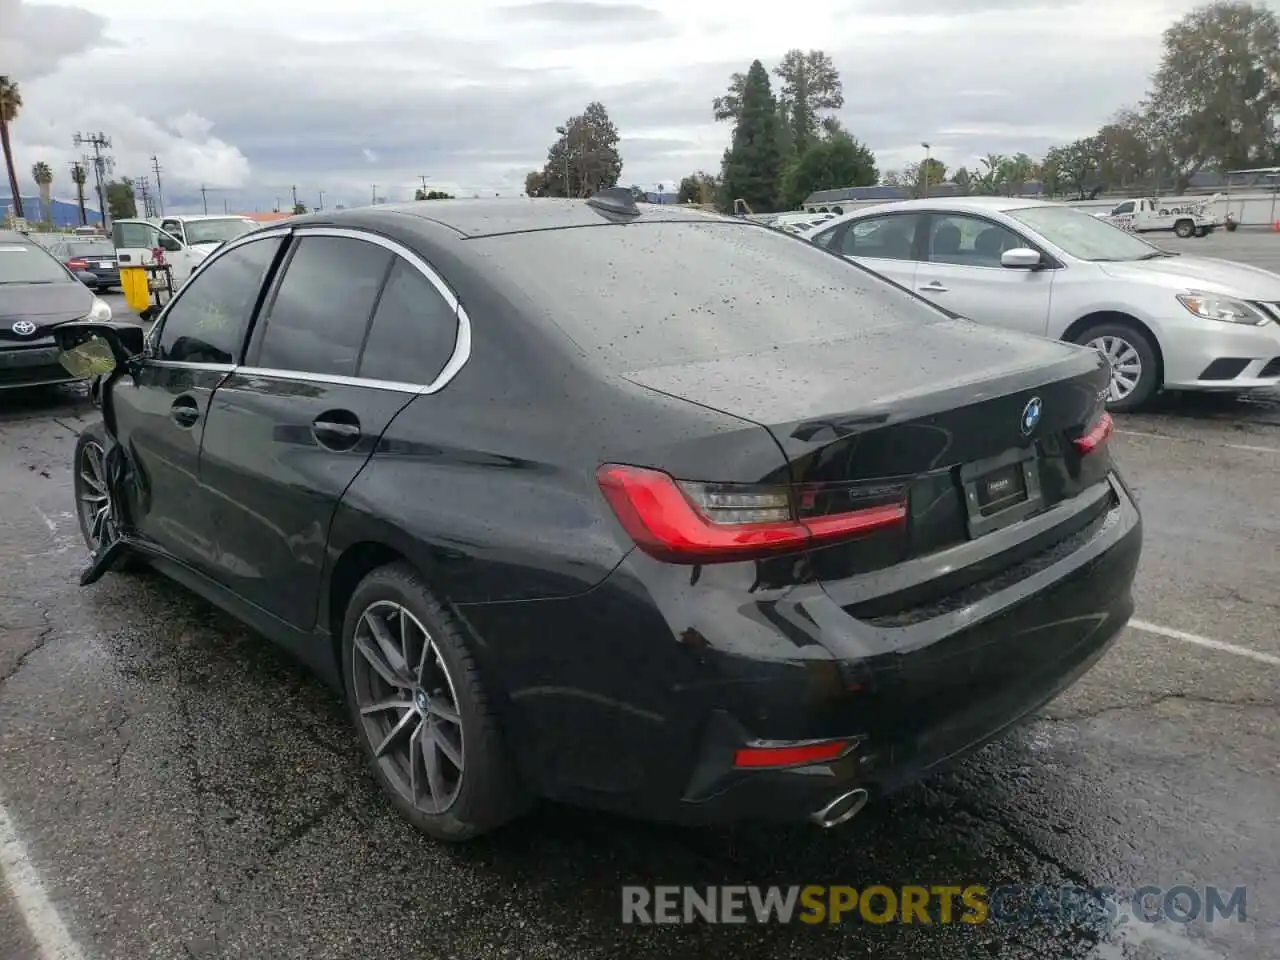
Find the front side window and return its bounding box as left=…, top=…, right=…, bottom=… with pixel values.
left=113, top=221, right=162, bottom=249
left=254, top=235, right=392, bottom=377
left=156, top=237, right=284, bottom=364
left=358, top=259, right=458, bottom=385
left=926, top=214, right=1025, bottom=267
left=1111, top=201, right=1135, bottom=216
left=839, top=214, right=920, bottom=260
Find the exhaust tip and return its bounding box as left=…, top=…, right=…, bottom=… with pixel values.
left=810, top=788, right=868, bottom=829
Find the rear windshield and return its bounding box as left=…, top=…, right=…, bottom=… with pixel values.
left=65, top=240, right=115, bottom=257
left=474, top=221, right=941, bottom=369
left=0, top=242, right=71, bottom=284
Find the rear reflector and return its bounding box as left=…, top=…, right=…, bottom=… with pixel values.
left=596, top=464, right=906, bottom=564
left=1073, top=412, right=1114, bottom=455
left=733, top=739, right=857, bottom=769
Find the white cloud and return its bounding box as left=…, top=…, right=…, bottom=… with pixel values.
left=0, top=0, right=1259, bottom=211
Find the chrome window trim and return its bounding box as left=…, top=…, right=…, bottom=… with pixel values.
left=260, top=225, right=471, bottom=395
left=147, top=360, right=237, bottom=372
left=234, top=366, right=423, bottom=394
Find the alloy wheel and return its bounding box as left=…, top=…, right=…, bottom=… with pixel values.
left=77, top=439, right=116, bottom=553
left=1086, top=334, right=1143, bottom=402
left=351, top=600, right=465, bottom=815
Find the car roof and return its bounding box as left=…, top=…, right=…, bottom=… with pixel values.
left=285, top=197, right=735, bottom=239
left=842, top=196, right=1060, bottom=217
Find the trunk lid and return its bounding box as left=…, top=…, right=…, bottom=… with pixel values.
left=623, top=319, right=1112, bottom=579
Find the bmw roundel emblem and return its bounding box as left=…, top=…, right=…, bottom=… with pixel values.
left=11, top=320, right=36, bottom=336
left=1021, top=396, right=1042, bottom=436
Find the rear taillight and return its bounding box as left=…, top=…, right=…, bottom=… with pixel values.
left=733, top=738, right=859, bottom=769
left=596, top=464, right=906, bottom=564
left=1073, top=412, right=1113, bottom=455
left=66, top=258, right=89, bottom=270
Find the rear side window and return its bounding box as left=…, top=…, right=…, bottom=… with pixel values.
left=358, top=259, right=458, bottom=384
left=255, top=236, right=392, bottom=377
left=474, top=221, right=944, bottom=370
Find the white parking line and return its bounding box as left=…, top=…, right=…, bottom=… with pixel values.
left=1129, top=619, right=1280, bottom=666
left=0, top=798, right=86, bottom=960
left=1116, top=428, right=1280, bottom=454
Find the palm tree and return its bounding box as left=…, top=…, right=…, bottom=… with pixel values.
left=70, top=162, right=88, bottom=225
left=0, top=76, right=23, bottom=219
left=32, top=161, right=53, bottom=223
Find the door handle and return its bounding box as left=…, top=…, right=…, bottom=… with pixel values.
left=312, top=412, right=362, bottom=450
left=170, top=397, right=200, bottom=428
left=919, top=282, right=949, bottom=292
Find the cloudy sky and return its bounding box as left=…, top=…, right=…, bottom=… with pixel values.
left=0, top=0, right=1231, bottom=213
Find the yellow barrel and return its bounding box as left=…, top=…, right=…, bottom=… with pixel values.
left=120, top=266, right=152, bottom=313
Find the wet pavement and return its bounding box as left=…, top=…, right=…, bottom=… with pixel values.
left=1, top=252, right=1278, bottom=959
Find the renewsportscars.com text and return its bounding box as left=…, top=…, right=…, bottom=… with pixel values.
left=621, top=884, right=1247, bottom=926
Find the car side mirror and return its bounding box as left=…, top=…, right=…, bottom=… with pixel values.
left=53, top=321, right=146, bottom=378
left=1001, top=248, right=1043, bottom=270
left=159, top=235, right=184, bottom=252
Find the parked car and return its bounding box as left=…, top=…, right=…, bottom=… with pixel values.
left=0, top=230, right=111, bottom=389
left=45, top=236, right=120, bottom=291
left=53, top=191, right=1141, bottom=842
left=802, top=197, right=1280, bottom=411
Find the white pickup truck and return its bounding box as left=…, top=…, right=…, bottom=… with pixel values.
left=1096, top=194, right=1224, bottom=238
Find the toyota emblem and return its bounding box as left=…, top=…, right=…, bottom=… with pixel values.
left=11, top=320, right=36, bottom=336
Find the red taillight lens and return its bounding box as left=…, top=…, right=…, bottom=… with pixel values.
left=596, top=464, right=906, bottom=564
left=1073, top=412, right=1113, bottom=455
left=66, top=258, right=89, bottom=270
left=733, top=739, right=858, bottom=769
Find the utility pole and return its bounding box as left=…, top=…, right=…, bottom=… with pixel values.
left=200, top=184, right=209, bottom=214
left=290, top=184, right=298, bottom=211
left=73, top=131, right=113, bottom=230
left=224, top=198, right=230, bottom=214
left=418, top=175, right=430, bottom=194
left=133, top=176, right=153, bottom=218
left=317, top=189, right=324, bottom=211
left=69, top=160, right=88, bottom=226
left=150, top=154, right=165, bottom=215
left=371, top=184, right=377, bottom=205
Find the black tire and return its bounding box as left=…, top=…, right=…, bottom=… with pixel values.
left=341, top=562, right=529, bottom=842
left=1174, top=219, right=1195, bottom=238
left=1073, top=321, right=1160, bottom=413
left=73, top=423, right=147, bottom=572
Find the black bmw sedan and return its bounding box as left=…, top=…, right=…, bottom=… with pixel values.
left=55, top=190, right=1141, bottom=842
left=1, top=230, right=112, bottom=390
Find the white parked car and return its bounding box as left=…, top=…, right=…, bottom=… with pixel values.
left=801, top=197, right=1280, bottom=410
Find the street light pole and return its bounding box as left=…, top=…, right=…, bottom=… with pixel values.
left=921, top=142, right=931, bottom=199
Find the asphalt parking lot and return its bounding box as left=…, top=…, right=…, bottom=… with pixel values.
left=1, top=237, right=1278, bottom=960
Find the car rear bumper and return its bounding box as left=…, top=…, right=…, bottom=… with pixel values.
left=1154, top=312, right=1280, bottom=390
left=0, top=344, right=80, bottom=389
left=459, top=473, right=1142, bottom=826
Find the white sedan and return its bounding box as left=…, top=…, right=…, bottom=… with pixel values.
left=801, top=197, right=1280, bottom=411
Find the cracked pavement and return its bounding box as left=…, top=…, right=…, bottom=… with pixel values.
left=1, top=256, right=1278, bottom=960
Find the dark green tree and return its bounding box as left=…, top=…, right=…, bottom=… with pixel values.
left=105, top=179, right=136, bottom=220
left=773, top=49, right=844, bottom=156
left=1146, top=1, right=1280, bottom=186
left=718, top=60, right=782, bottom=214
left=540, top=101, right=624, bottom=198
left=780, top=134, right=877, bottom=209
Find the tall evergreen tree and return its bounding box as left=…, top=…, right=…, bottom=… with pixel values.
left=719, top=60, right=781, bottom=214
